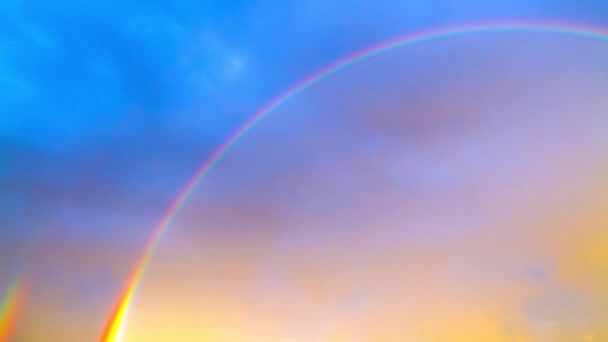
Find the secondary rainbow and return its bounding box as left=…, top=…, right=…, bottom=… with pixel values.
left=100, top=21, right=608, bottom=341
left=0, top=273, right=25, bottom=342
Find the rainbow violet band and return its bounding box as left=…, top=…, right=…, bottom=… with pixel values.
left=100, top=21, right=608, bottom=341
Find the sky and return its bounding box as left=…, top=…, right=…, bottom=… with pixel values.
left=1, top=1, right=608, bottom=341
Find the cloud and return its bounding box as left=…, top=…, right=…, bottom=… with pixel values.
left=3, top=2, right=608, bottom=340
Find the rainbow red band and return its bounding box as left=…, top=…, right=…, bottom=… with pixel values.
left=100, top=21, right=608, bottom=341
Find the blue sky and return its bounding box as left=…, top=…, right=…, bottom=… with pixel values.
left=2, top=0, right=608, bottom=282
left=2, top=1, right=608, bottom=340
left=1, top=1, right=606, bottom=218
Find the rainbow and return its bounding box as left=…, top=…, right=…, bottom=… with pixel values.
left=100, top=21, right=608, bottom=341
left=0, top=273, right=25, bottom=342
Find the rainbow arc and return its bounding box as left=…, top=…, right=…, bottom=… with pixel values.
left=100, top=22, right=608, bottom=341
